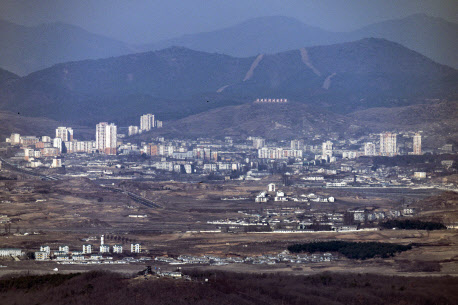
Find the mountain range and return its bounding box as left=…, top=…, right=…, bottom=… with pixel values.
left=0, top=68, right=19, bottom=86
left=0, top=38, right=456, bottom=127
left=148, top=14, right=458, bottom=69
left=1, top=14, right=457, bottom=76
left=0, top=19, right=134, bottom=76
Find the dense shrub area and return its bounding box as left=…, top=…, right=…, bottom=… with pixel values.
left=0, top=273, right=80, bottom=291
left=380, top=219, right=446, bottom=230
left=0, top=270, right=457, bottom=305
left=287, top=241, right=412, bottom=259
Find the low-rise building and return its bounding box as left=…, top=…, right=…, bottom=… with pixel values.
left=100, top=245, right=110, bottom=253
left=83, top=244, right=93, bottom=254
left=40, top=245, right=51, bottom=253
left=0, top=248, right=23, bottom=257
left=72, top=255, right=85, bottom=261
left=59, top=245, right=69, bottom=253
left=35, top=251, right=50, bottom=261
left=113, top=245, right=123, bottom=254
left=131, top=243, right=141, bottom=253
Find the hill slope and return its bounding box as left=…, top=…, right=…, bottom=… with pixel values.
left=349, top=14, right=458, bottom=69
left=141, top=101, right=458, bottom=147
left=143, top=102, right=349, bottom=139
left=0, top=111, right=93, bottom=142
left=0, top=68, right=19, bottom=86
left=0, top=39, right=456, bottom=125
left=0, top=20, right=135, bottom=76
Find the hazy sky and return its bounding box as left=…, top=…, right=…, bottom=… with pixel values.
left=0, top=0, right=457, bottom=44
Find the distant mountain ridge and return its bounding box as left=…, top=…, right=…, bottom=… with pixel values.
left=1, top=13, right=456, bottom=76
left=145, top=16, right=343, bottom=57
left=0, top=68, right=19, bottom=86
left=144, top=14, right=458, bottom=68
left=348, top=14, right=458, bottom=69
left=0, top=38, right=456, bottom=126
left=0, top=19, right=135, bottom=76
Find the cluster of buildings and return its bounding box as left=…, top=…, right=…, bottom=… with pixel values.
left=42, top=128, right=455, bottom=189
left=255, top=183, right=335, bottom=203
left=155, top=252, right=335, bottom=266
left=205, top=202, right=417, bottom=233
left=255, top=132, right=421, bottom=162
left=128, top=113, right=163, bottom=136
left=5, top=112, right=165, bottom=166
left=5, top=120, right=456, bottom=191
left=34, top=235, right=142, bottom=261
left=0, top=248, right=24, bottom=258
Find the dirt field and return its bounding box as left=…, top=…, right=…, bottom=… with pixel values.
left=0, top=176, right=457, bottom=277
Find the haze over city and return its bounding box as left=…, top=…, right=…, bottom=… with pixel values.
left=1, top=0, right=457, bottom=43
left=0, top=1, right=457, bottom=304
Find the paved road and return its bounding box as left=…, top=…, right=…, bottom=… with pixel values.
left=101, top=185, right=163, bottom=209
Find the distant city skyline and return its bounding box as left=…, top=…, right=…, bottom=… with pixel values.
left=0, top=0, right=456, bottom=44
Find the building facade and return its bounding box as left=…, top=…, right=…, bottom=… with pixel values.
left=413, top=133, right=422, bottom=155
left=364, top=142, right=376, bottom=156
left=131, top=243, right=141, bottom=253
left=140, top=114, right=155, bottom=131
left=96, top=122, right=117, bottom=155
left=322, top=141, right=333, bottom=161
left=380, top=132, right=397, bottom=156
left=55, top=127, right=73, bottom=142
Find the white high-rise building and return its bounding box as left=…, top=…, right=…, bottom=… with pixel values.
left=140, top=114, right=155, bottom=131
left=291, top=140, right=304, bottom=150
left=128, top=126, right=140, bottom=136
left=380, top=133, right=397, bottom=156
left=364, top=142, right=376, bottom=156
left=96, top=122, right=117, bottom=155
left=41, top=136, right=52, bottom=143
left=322, top=141, right=333, bottom=161
left=413, top=133, right=422, bottom=155
left=53, top=138, right=63, bottom=153
left=55, top=127, right=73, bottom=142
left=252, top=137, right=265, bottom=149
left=10, top=133, right=21, bottom=144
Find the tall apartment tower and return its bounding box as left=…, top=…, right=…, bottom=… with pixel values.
left=380, top=132, right=397, bottom=156
left=291, top=140, right=304, bottom=150
left=128, top=126, right=139, bottom=136
left=140, top=114, right=155, bottom=131
left=322, top=141, right=333, bottom=160
left=55, top=127, right=73, bottom=141
left=413, top=133, right=422, bottom=155
left=364, top=142, right=376, bottom=156
left=96, top=122, right=117, bottom=155
left=252, top=137, right=265, bottom=149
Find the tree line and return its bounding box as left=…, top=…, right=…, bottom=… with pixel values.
left=287, top=241, right=412, bottom=260
left=1, top=270, right=457, bottom=305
